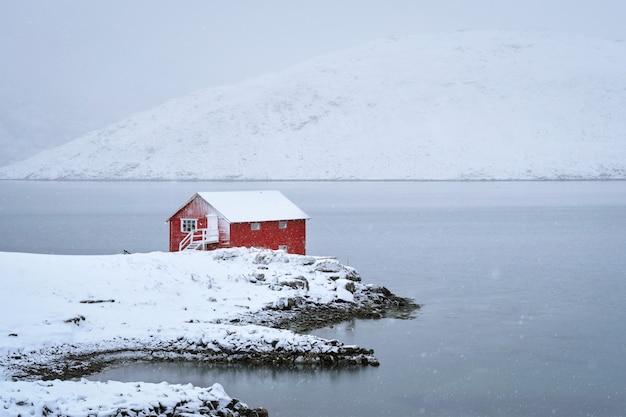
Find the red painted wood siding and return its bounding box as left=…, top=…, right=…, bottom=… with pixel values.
left=169, top=195, right=211, bottom=252
left=169, top=195, right=307, bottom=254
left=229, top=219, right=307, bottom=255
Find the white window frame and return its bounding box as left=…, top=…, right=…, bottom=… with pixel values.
left=181, top=218, right=197, bottom=233
left=251, top=222, right=261, bottom=231
left=279, top=220, right=288, bottom=229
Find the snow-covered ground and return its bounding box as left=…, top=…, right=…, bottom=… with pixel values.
left=0, top=248, right=391, bottom=416
left=1, top=30, right=624, bottom=181
left=0, top=380, right=255, bottom=417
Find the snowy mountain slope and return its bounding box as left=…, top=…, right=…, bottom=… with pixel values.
left=1, top=30, right=625, bottom=180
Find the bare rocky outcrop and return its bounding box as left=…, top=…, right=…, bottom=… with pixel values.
left=234, top=285, right=419, bottom=332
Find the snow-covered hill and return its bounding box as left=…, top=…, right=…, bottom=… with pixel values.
left=1, top=30, right=625, bottom=180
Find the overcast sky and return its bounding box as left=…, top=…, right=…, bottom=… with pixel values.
left=1, top=0, right=625, bottom=165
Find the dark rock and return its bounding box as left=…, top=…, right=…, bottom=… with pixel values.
left=250, top=408, right=269, bottom=417
left=64, top=315, right=86, bottom=325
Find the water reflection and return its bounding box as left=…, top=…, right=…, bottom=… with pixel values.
left=90, top=358, right=380, bottom=417
left=92, top=359, right=372, bottom=387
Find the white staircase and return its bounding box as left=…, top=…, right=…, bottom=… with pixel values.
left=185, top=241, right=203, bottom=250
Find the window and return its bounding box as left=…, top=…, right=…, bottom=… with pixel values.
left=181, top=219, right=197, bottom=233
left=279, top=220, right=287, bottom=229
left=251, top=222, right=261, bottom=231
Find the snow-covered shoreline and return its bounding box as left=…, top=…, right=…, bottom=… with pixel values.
left=1, top=248, right=416, bottom=416
left=0, top=380, right=267, bottom=417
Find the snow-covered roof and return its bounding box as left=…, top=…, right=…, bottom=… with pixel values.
left=185, top=190, right=309, bottom=223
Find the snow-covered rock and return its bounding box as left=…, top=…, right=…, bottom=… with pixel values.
left=0, top=380, right=263, bottom=417
left=1, top=30, right=624, bottom=180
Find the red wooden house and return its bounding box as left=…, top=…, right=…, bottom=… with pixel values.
left=166, top=190, right=310, bottom=255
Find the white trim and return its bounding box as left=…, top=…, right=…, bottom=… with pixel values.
left=181, top=218, right=197, bottom=233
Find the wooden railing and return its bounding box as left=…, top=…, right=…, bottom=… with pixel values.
left=179, top=228, right=219, bottom=251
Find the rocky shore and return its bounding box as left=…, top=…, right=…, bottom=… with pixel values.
left=240, top=284, right=419, bottom=333
left=6, top=285, right=417, bottom=381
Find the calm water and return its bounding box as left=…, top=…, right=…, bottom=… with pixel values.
left=1, top=180, right=626, bottom=416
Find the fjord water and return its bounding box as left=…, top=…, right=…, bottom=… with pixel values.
left=1, top=181, right=625, bottom=416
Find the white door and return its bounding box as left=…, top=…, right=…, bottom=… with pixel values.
left=207, top=214, right=219, bottom=241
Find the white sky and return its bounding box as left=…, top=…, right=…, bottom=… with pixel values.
left=1, top=0, right=625, bottom=164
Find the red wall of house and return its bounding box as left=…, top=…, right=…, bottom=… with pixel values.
left=229, top=219, right=307, bottom=255
left=169, top=195, right=307, bottom=254
left=169, top=196, right=211, bottom=252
